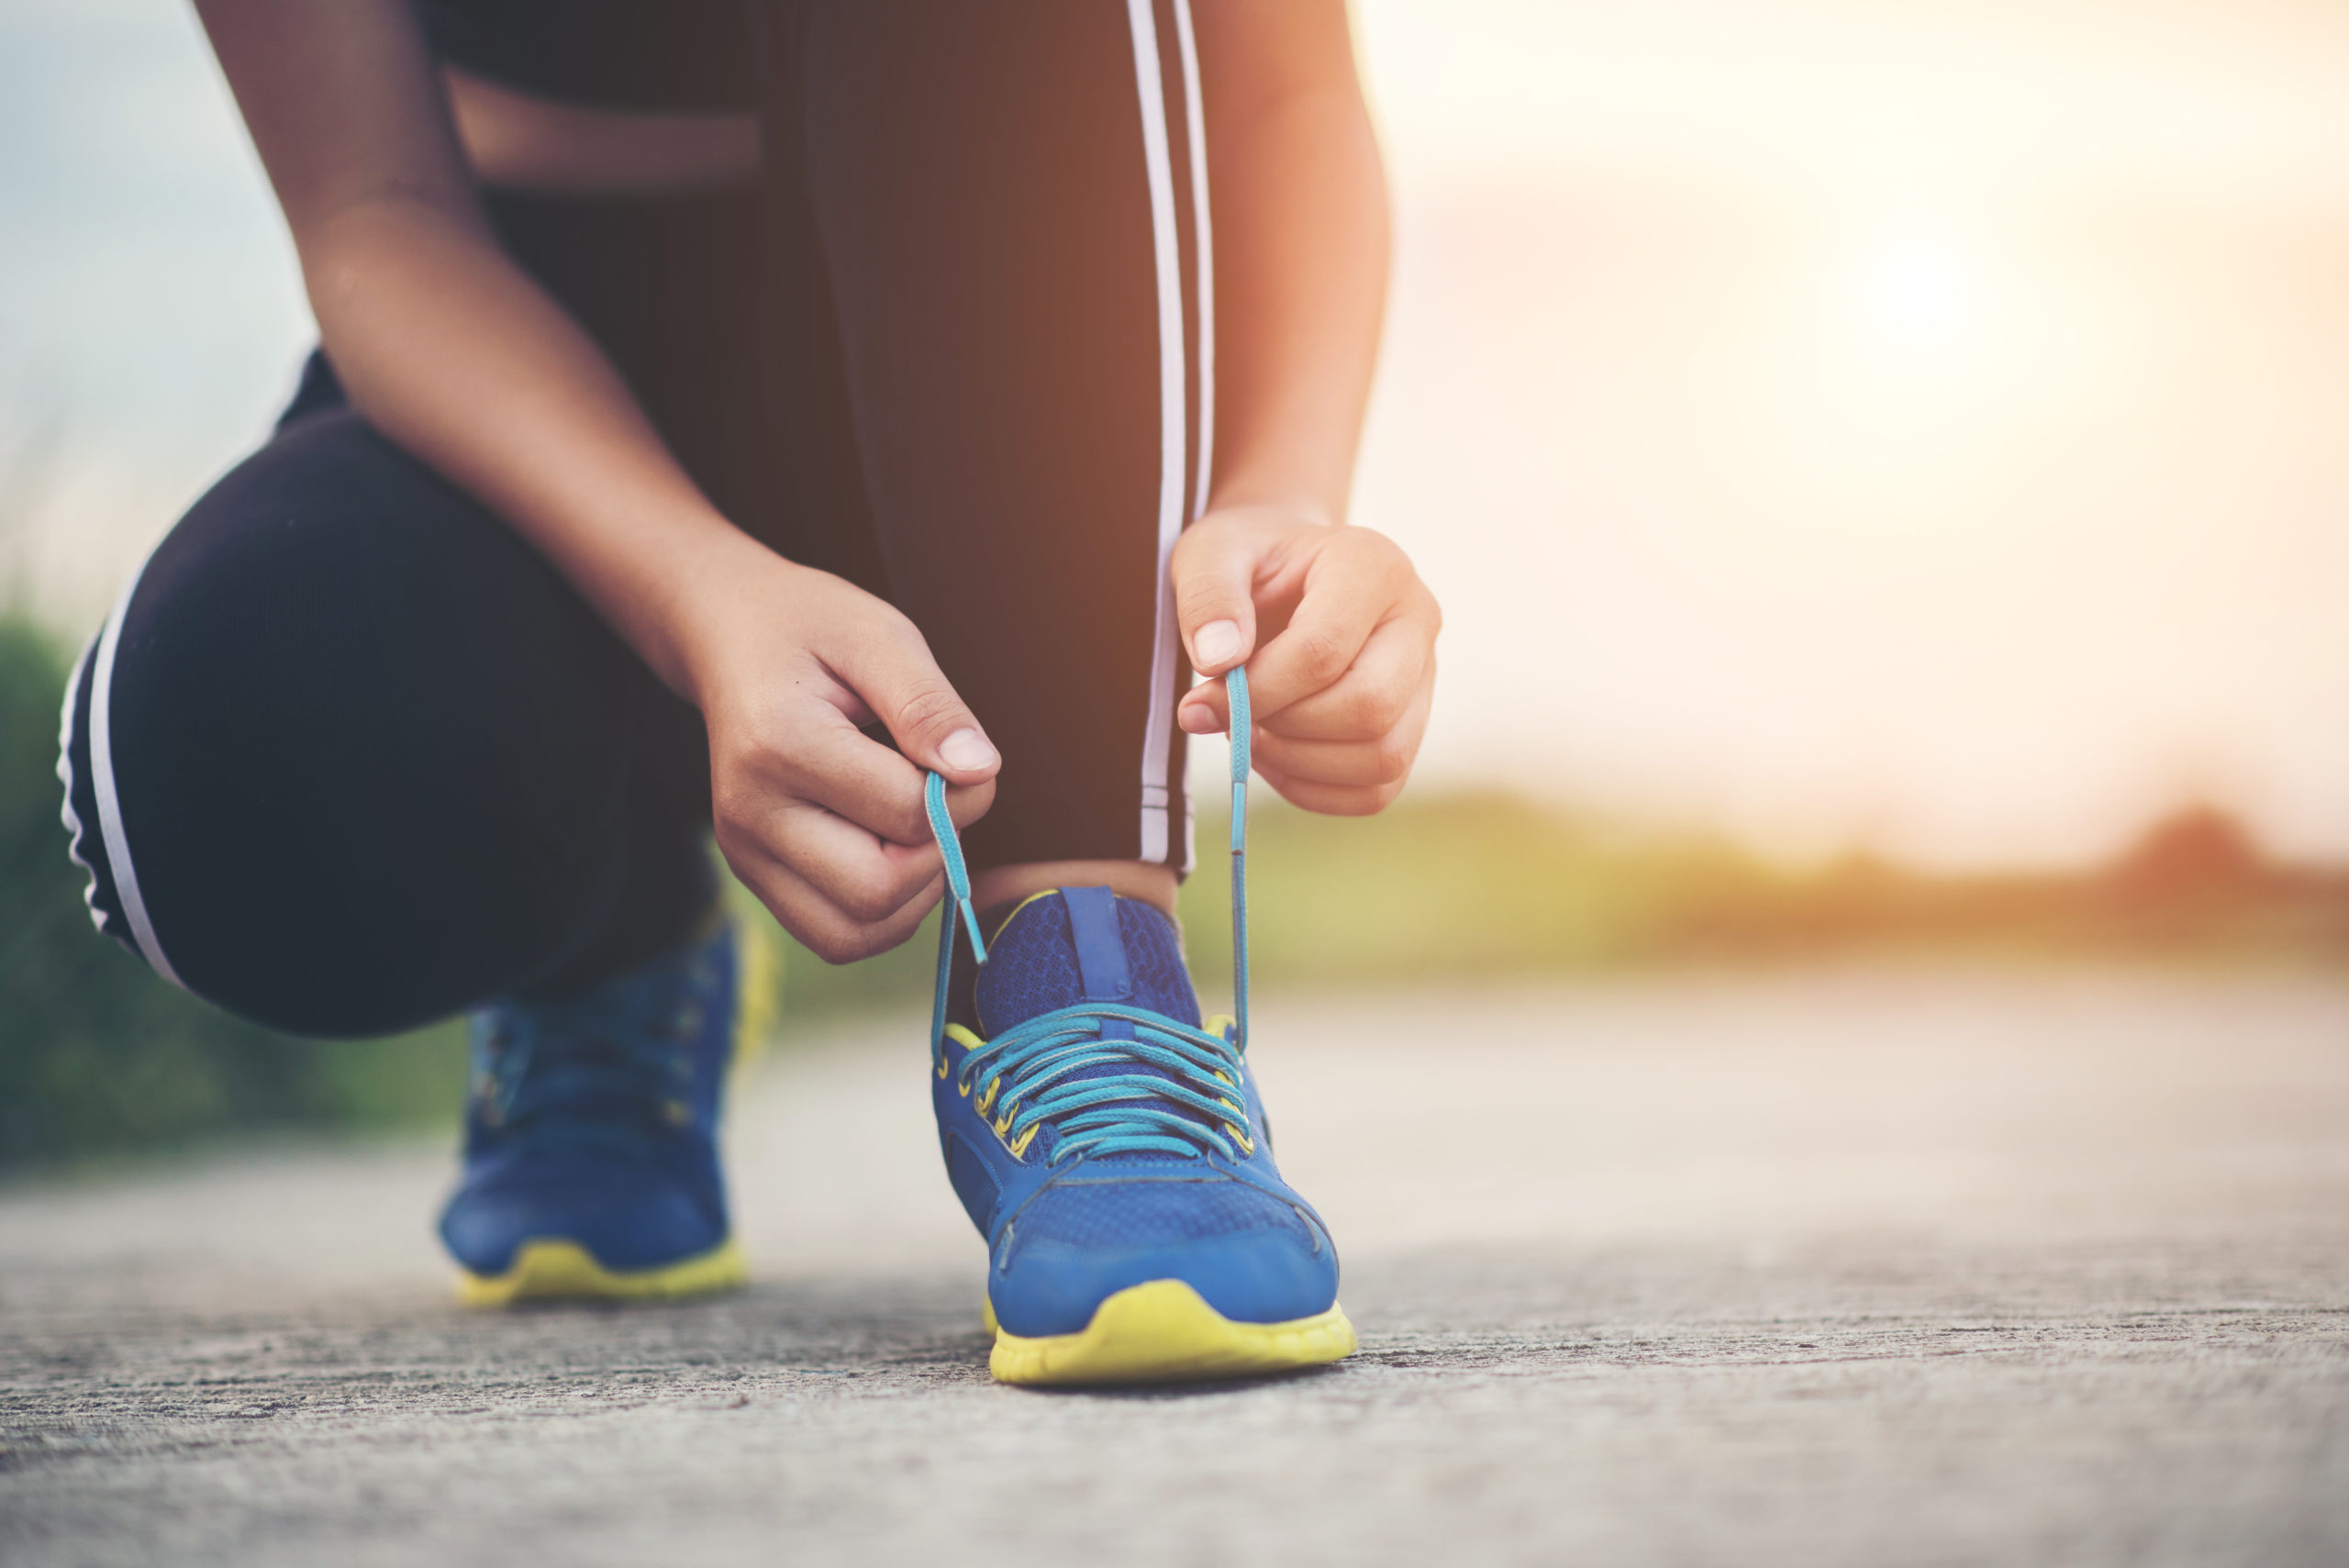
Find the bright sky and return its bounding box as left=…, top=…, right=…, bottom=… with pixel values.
left=1347, top=0, right=2349, bottom=866
left=3, top=0, right=2346, bottom=868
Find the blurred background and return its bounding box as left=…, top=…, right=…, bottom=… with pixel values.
left=4, top=0, right=2345, bottom=1165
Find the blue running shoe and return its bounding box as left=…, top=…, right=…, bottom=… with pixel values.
left=438, top=915, right=769, bottom=1306
left=923, top=670, right=1355, bottom=1385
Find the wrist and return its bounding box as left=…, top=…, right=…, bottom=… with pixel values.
left=628, top=514, right=800, bottom=707
left=1201, top=485, right=1338, bottom=531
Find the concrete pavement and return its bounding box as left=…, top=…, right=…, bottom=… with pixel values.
left=3, top=969, right=2345, bottom=1565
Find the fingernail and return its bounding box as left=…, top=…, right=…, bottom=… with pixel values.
left=1192, top=619, right=1243, bottom=669
left=1177, top=704, right=1218, bottom=735
left=939, top=728, right=998, bottom=772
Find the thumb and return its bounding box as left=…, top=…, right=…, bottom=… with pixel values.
left=834, top=620, right=1000, bottom=784
left=1171, top=519, right=1261, bottom=676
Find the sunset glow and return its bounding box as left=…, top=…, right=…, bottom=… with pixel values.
left=1329, top=0, right=2349, bottom=868
left=6, top=0, right=2348, bottom=871
left=1856, top=230, right=1979, bottom=362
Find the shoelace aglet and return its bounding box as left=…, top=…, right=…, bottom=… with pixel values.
left=925, top=772, right=988, bottom=964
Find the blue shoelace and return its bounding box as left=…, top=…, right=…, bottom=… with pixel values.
left=923, top=668, right=1255, bottom=1163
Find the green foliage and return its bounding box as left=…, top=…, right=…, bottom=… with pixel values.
left=9, top=602, right=2342, bottom=1167
left=0, top=618, right=463, bottom=1166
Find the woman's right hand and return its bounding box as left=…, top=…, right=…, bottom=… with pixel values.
left=677, top=541, right=999, bottom=963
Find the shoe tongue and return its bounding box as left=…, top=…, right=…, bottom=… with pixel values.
left=974, top=887, right=1201, bottom=1037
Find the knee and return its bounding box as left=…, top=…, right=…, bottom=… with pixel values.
left=64, top=414, right=638, bottom=1036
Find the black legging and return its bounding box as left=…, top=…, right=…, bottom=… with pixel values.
left=60, top=0, right=1212, bottom=1037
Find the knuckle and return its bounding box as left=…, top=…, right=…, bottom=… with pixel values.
left=889, top=676, right=966, bottom=741
left=1174, top=575, right=1236, bottom=621
left=806, top=923, right=875, bottom=965
left=888, top=795, right=931, bottom=844
left=1347, top=682, right=1408, bottom=735
left=837, top=874, right=898, bottom=925
left=1372, top=734, right=1416, bottom=784
left=1319, top=780, right=1399, bottom=817
left=1343, top=525, right=1403, bottom=568
left=859, top=600, right=917, bottom=639
left=719, top=730, right=768, bottom=773
left=709, top=791, right=762, bottom=850
left=1292, top=628, right=1351, bottom=685
left=733, top=733, right=795, bottom=788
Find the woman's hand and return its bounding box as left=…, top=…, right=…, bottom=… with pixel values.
left=678, top=539, right=999, bottom=962
left=1171, top=503, right=1439, bottom=816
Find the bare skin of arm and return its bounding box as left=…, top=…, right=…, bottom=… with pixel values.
left=195, top=0, right=997, bottom=962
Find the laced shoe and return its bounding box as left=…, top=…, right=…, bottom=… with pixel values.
left=437, top=915, right=769, bottom=1305
left=923, top=670, right=1356, bottom=1384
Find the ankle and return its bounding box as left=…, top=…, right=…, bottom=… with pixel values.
left=970, top=860, right=1177, bottom=918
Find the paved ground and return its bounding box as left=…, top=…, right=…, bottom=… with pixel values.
left=3, top=969, right=2345, bottom=1567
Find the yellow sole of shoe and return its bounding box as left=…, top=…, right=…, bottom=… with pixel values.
left=456, top=1237, right=747, bottom=1307
left=985, top=1280, right=1356, bottom=1385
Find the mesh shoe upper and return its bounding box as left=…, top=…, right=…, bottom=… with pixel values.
left=438, top=919, right=738, bottom=1276
left=932, top=888, right=1340, bottom=1337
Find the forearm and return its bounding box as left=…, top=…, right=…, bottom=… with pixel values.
left=1204, top=72, right=1390, bottom=524
left=195, top=0, right=780, bottom=702
left=302, top=198, right=766, bottom=700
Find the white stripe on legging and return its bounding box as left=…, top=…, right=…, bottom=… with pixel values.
left=88, top=550, right=185, bottom=989
left=1127, top=0, right=1186, bottom=866
left=54, top=633, right=122, bottom=937
left=1171, top=0, right=1212, bottom=873
left=55, top=635, right=106, bottom=932
left=1172, top=0, right=1214, bottom=523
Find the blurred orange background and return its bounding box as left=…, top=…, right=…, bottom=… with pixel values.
left=6, top=0, right=2348, bottom=873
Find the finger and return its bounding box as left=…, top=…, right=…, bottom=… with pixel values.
left=1169, top=517, right=1264, bottom=676
left=777, top=709, right=996, bottom=846
left=1257, top=614, right=1434, bottom=742
left=1251, top=755, right=1405, bottom=817
left=1184, top=565, right=1428, bottom=739
left=1251, top=673, right=1433, bottom=788
left=1243, top=530, right=1412, bottom=720
left=825, top=614, right=1001, bottom=785
left=759, top=799, right=946, bottom=923
left=729, top=842, right=944, bottom=965
left=1177, top=673, right=1230, bottom=735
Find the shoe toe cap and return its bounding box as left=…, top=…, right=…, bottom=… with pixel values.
left=991, top=1177, right=1339, bottom=1337
left=439, top=1156, right=726, bottom=1276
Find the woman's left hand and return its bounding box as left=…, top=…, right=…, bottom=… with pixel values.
left=1172, top=503, right=1440, bottom=816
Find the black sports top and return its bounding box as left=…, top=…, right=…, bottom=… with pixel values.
left=413, top=0, right=757, bottom=113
